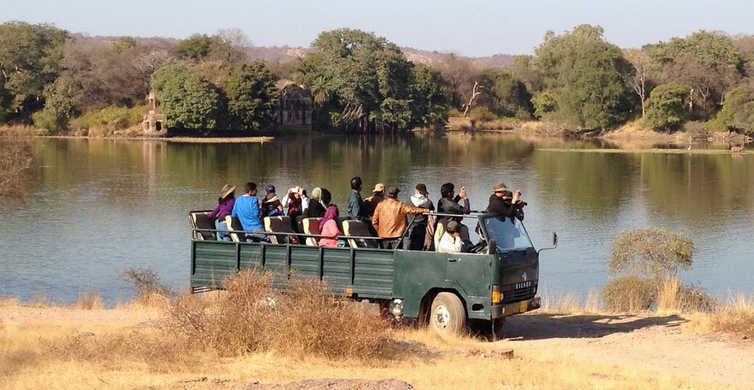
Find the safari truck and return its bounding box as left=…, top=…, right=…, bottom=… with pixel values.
left=188, top=211, right=556, bottom=334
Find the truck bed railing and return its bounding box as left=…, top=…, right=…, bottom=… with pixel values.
left=191, top=227, right=386, bottom=242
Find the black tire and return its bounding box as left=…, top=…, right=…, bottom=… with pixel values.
left=429, top=292, right=466, bottom=335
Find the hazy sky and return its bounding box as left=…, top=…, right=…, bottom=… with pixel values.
left=3, top=0, right=752, bottom=56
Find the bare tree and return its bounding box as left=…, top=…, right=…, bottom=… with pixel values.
left=462, top=81, right=483, bottom=117
left=624, top=49, right=651, bottom=117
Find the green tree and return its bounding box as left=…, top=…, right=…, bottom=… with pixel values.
left=409, top=64, right=450, bottom=127
left=298, top=28, right=441, bottom=132
left=644, top=83, right=690, bottom=131
left=0, top=21, right=68, bottom=120
left=645, top=31, right=744, bottom=118
left=480, top=68, right=533, bottom=119
left=150, top=65, right=224, bottom=130
left=716, top=84, right=754, bottom=134
left=32, top=76, right=81, bottom=132
left=177, top=34, right=214, bottom=61
left=224, top=61, right=278, bottom=130
left=534, top=25, right=634, bottom=128
left=531, top=91, right=557, bottom=119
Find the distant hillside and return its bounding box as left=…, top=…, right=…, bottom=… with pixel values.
left=70, top=34, right=515, bottom=68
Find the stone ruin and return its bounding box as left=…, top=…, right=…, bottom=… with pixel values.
left=276, top=80, right=312, bottom=132
left=142, top=91, right=167, bottom=136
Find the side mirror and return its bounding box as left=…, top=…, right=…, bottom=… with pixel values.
left=538, top=232, right=558, bottom=253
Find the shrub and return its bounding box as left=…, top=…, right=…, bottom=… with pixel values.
left=716, top=85, right=754, bottom=134
left=644, top=83, right=690, bottom=132
left=469, top=106, right=497, bottom=122
left=120, top=267, right=171, bottom=305
left=608, top=227, right=694, bottom=278
left=166, top=270, right=391, bottom=359
left=602, top=275, right=657, bottom=312
left=703, top=296, right=754, bottom=339
left=72, top=105, right=146, bottom=135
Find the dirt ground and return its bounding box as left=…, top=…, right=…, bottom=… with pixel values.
left=1, top=305, right=752, bottom=390
left=504, top=312, right=754, bottom=389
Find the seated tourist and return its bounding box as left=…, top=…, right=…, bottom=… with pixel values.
left=282, top=186, right=304, bottom=218
left=206, top=184, right=235, bottom=241
left=438, top=221, right=465, bottom=253
left=231, top=182, right=265, bottom=241
left=318, top=204, right=343, bottom=248
left=372, top=186, right=430, bottom=249
left=303, top=187, right=327, bottom=218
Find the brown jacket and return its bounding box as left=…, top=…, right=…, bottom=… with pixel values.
left=372, top=197, right=427, bottom=238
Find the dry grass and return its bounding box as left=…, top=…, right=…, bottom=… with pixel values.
left=74, top=292, right=104, bottom=310
left=0, top=136, right=33, bottom=197
left=0, top=124, right=42, bottom=137
left=656, top=277, right=718, bottom=313
left=691, top=295, right=754, bottom=340
left=167, top=271, right=391, bottom=360
left=0, top=315, right=741, bottom=390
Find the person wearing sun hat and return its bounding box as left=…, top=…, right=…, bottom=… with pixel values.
left=207, top=184, right=236, bottom=241
left=486, top=182, right=525, bottom=218
left=363, top=182, right=385, bottom=218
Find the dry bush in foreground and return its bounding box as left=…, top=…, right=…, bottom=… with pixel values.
left=602, top=275, right=657, bottom=312
left=0, top=137, right=33, bottom=197
left=656, top=277, right=718, bottom=313
left=166, top=270, right=391, bottom=360
left=699, top=296, right=754, bottom=339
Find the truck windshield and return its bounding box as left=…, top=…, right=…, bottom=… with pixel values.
left=482, top=216, right=533, bottom=252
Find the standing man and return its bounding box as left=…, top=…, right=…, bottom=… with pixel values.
left=372, top=186, right=429, bottom=249
left=347, top=176, right=367, bottom=221
left=437, top=182, right=470, bottom=223
left=406, top=183, right=434, bottom=250
left=231, top=182, right=265, bottom=241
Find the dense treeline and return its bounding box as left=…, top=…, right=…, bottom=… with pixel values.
left=1, top=21, right=754, bottom=134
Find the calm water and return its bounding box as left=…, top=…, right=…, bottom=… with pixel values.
left=1, top=135, right=753, bottom=304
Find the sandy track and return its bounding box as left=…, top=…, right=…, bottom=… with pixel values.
left=504, top=312, right=754, bottom=389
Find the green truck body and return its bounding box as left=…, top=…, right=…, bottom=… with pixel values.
left=190, top=214, right=548, bottom=331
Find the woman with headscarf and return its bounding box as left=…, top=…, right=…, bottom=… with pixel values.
left=317, top=204, right=342, bottom=248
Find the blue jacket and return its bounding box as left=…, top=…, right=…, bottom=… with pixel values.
left=232, top=194, right=263, bottom=231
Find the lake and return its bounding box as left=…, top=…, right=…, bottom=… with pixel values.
left=1, top=135, right=752, bottom=304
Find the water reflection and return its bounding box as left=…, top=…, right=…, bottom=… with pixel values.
left=0, top=135, right=752, bottom=304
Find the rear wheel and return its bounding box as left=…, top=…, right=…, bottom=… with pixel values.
left=429, top=292, right=466, bottom=334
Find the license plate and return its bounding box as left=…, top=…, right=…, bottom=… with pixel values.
left=519, top=300, right=528, bottom=313
left=515, top=281, right=533, bottom=289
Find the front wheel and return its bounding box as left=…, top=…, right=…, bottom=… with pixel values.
left=429, top=292, right=466, bottom=335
